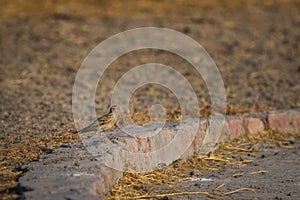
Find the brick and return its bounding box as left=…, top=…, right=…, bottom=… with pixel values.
left=193, top=129, right=201, bottom=154
left=268, top=112, right=289, bottom=131
left=138, top=137, right=151, bottom=153
left=227, top=119, right=245, bottom=139
left=244, top=118, right=265, bottom=135
left=218, top=121, right=230, bottom=142
left=124, top=137, right=139, bottom=153
left=93, top=165, right=123, bottom=196
left=148, top=128, right=176, bottom=151
left=193, top=120, right=208, bottom=154
left=181, top=141, right=195, bottom=161
left=292, top=113, right=300, bottom=132
left=180, top=122, right=199, bottom=160
left=198, top=118, right=224, bottom=154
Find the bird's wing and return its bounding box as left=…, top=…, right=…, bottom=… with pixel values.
left=99, top=114, right=116, bottom=130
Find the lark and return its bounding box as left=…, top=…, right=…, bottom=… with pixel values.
left=79, top=105, right=119, bottom=133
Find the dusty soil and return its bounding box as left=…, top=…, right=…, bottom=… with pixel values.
left=107, top=131, right=300, bottom=199
left=0, top=0, right=299, bottom=199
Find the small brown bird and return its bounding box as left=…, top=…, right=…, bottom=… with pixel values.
left=79, top=105, right=119, bottom=133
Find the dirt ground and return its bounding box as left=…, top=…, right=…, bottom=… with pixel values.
left=107, top=131, right=300, bottom=200
left=0, top=0, right=299, bottom=199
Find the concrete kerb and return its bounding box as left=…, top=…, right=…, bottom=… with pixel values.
left=19, top=108, right=300, bottom=199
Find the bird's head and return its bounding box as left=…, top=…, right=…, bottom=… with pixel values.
left=109, top=105, right=120, bottom=114
left=110, top=105, right=121, bottom=124
left=110, top=105, right=118, bottom=110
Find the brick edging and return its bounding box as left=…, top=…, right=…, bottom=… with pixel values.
left=18, top=108, right=300, bottom=199
left=92, top=108, right=300, bottom=198
left=221, top=108, right=300, bottom=139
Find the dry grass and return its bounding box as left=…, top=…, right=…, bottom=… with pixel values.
left=1, top=107, right=298, bottom=200
left=0, top=110, right=181, bottom=199
left=0, top=106, right=298, bottom=199
left=106, top=130, right=300, bottom=199
left=0, top=129, right=79, bottom=200
left=1, top=108, right=298, bottom=200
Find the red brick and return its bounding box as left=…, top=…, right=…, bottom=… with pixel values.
left=227, top=119, right=245, bottom=139
left=218, top=121, right=230, bottom=142
left=292, top=113, right=300, bottom=132
left=194, top=120, right=208, bottom=153
left=244, top=118, right=265, bottom=135
left=138, top=137, right=151, bottom=153
left=124, top=137, right=139, bottom=153
left=180, top=125, right=198, bottom=160
left=182, top=142, right=195, bottom=160
left=193, top=129, right=202, bottom=154
left=268, top=113, right=288, bottom=131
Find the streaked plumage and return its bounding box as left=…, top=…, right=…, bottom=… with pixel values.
left=79, top=105, right=119, bottom=133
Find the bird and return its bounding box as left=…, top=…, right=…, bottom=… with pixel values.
left=79, top=105, right=119, bottom=133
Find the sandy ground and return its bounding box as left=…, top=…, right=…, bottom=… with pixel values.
left=107, top=131, right=300, bottom=199
left=0, top=0, right=299, bottom=199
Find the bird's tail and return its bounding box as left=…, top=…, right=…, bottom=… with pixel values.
left=79, top=119, right=98, bottom=133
